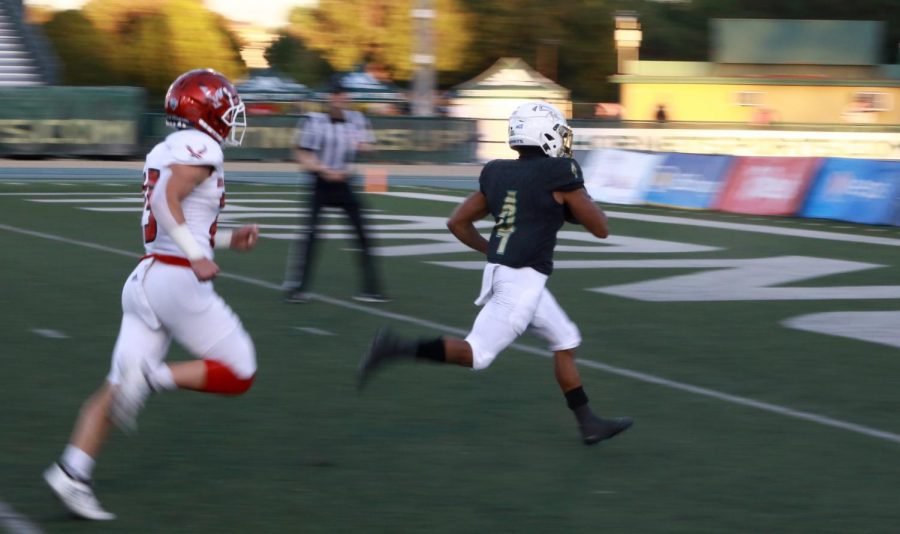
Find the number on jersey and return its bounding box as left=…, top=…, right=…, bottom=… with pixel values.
left=495, top=190, right=517, bottom=255
left=141, top=168, right=161, bottom=243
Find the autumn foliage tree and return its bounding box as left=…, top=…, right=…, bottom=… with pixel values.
left=284, top=0, right=472, bottom=83
left=42, top=10, right=120, bottom=85
left=43, top=0, right=245, bottom=95
left=264, top=32, right=334, bottom=87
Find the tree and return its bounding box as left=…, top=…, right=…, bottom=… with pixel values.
left=264, top=32, right=334, bottom=87
left=284, top=0, right=472, bottom=82
left=158, top=0, right=245, bottom=81
left=82, top=0, right=166, bottom=33
left=47, top=0, right=246, bottom=95
left=458, top=0, right=618, bottom=101
left=42, top=10, right=120, bottom=85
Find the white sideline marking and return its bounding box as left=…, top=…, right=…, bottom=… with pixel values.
left=30, top=328, right=69, bottom=339
left=293, top=326, right=335, bottom=336
left=1, top=221, right=899, bottom=445
left=0, top=500, right=44, bottom=534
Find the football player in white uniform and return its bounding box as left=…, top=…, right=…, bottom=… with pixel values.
left=44, top=69, right=259, bottom=520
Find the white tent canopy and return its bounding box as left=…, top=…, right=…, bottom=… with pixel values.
left=449, top=57, right=572, bottom=160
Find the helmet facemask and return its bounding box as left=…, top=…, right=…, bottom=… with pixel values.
left=220, top=91, right=246, bottom=146
left=554, top=123, right=573, bottom=158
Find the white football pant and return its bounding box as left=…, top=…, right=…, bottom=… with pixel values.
left=465, top=263, right=581, bottom=370
left=107, top=257, right=256, bottom=385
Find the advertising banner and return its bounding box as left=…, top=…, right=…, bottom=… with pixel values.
left=0, top=87, right=145, bottom=156
left=715, top=156, right=821, bottom=215
left=644, top=153, right=734, bottom=209
left=572, top=126, right=900, bottom=161
left=581, top=148, right=663, bottom=204
left=143, top=114, right=478, bottom=163
left=801, top=158, right=900, bottom=225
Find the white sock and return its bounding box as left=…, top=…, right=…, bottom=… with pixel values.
left=61, top=445, right=95, bottom=481
left=147, top=363, right=176, bottom=391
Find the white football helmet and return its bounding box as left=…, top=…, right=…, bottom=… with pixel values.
left=508, top=101, right=573, bottom=157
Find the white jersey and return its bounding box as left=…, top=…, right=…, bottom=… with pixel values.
left=141, top=129, right=225, bottom=259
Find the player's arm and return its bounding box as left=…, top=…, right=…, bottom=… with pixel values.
left=150, top=164, right=220, bottom=280
left=447, top=191, right=490, bottom=254
left=296, top=148, right=346, bottom=182
left=555, top=188, right=609, bottom=239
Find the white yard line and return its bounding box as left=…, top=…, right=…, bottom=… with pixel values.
left=380, top=191, right=900, bottom=247
left=293, top=326, right=335, bottom=336
left=1, top=221, right=899, bottom=445
left=30, top=328, right=69, bottom=339
left=0, top=500, right=44, bottom=534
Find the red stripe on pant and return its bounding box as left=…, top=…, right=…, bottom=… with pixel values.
left=203, top=360, right=255, bottom=395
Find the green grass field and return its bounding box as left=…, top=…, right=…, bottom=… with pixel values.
left=1, top=178, right=899, bottom=533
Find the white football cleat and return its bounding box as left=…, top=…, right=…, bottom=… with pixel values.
left=110, top=360, right=152, bottom=433
left=44, top=463, right=116, bottom=521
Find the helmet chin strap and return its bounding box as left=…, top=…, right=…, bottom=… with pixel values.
left=197, top=118, right=225, bottom=144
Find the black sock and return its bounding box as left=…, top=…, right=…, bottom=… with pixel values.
left=565, top=386, right=595, bottom=423
left=415, top=337, right=446, bottom=362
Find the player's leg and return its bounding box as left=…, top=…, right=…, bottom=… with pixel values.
left=530, top=289, right=632, bottom=445
left=357, top=327, right=473, bottom=388
left=46, top=312, right=170, bottom=520
left=358, top=265, right=543, bottom=386
left=159, top=326, right=256, bottom=394
left=145, top=264, right=257, bottom=395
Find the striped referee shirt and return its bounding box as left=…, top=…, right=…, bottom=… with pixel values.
left=296, top=111, right=375, bottom=172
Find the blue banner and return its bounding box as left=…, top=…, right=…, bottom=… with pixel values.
left=643, top=153, right=734, bottom=209
left=800, top=158, right=900, bottom=225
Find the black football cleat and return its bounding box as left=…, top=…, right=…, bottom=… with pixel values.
left=357, top=327, right=413, bottom=390
left=580, top=415, right=633, bottom=445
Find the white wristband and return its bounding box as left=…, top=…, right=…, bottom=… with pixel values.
left=214, top=229, right=233, bottom=250
left=169, top=224, right=205, bottom=260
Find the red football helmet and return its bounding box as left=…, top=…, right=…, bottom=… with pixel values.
left=164, top=69, right=246, bottom=146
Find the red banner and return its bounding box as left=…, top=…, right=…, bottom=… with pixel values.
left=714, top=157, right=821, bottom=215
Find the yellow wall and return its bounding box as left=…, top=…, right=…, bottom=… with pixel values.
left=622, top=83, right=900, bottom=124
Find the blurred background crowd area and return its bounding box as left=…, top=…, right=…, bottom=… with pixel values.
left=4, top=0, right=900, bottom=164
left=6, top=0, right=900, bottom=122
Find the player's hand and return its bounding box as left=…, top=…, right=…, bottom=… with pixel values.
left=190, top=257, right=219, bottom=281
left=322, top=169, right=349, bottom=182
left=230, top=224, right=259, bottom=251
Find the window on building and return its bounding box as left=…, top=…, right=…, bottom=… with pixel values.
left=735, top=91, right=764, bottom=107
left=852, top=92, right=892, bottom=112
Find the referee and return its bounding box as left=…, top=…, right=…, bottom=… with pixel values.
left=285, top=77, right=388, bottom=303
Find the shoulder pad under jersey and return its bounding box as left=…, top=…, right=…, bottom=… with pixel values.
left=166, top=129, right=224, bottom=167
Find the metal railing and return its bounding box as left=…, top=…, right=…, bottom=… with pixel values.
left=0, top=0, right=59, bottom=84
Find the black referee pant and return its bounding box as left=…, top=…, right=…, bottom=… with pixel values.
left=293, top=173, right=381, bottom=294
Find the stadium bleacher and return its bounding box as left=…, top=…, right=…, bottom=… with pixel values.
left=0, top=0, right=57, bottom=86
